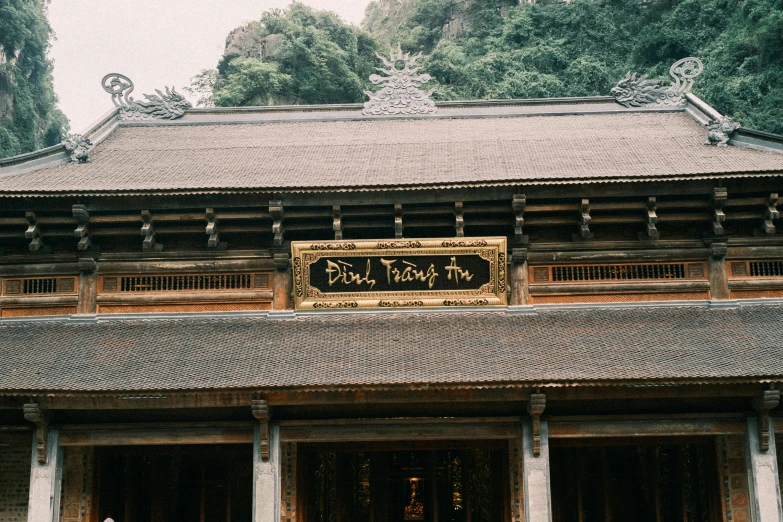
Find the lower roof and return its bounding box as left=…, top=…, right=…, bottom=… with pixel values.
left=1, top=303, right=782, bottom=394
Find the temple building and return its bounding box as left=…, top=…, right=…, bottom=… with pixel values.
left=1, top=54, right=783, bottom=522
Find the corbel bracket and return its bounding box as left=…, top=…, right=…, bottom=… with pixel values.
left=756, top=193, right=779, bottom=237
left=72, top=204, right=92, bottom=251
left=394, top=203, right=403, bottom=239
left=640, top=196, right=659, bottom=240
left=270, top=200, right=284, bottom=247
left=205, top=208, right=227, bottom=249
left=78, top=257, right=97, bottom=275
left=573, top=199, right=594, bottom=241
left=251, top=399, right=271, bottom=461
left=709, top=240, right=728, bottom=260
left=527, top=392, right=546, bottom=457
left=140, top=210, right=163, bottom=252
left=752, top=388, right=780, bottom=452
left=273, top=252, right=290, bottom=272
left=712, top=187, right=727, bottom=237
left=513, top=194, right=528, bottom=244
left=23, top=403, right=49, bottom=464
left=25, top=212, right=49, bottom=253
left=454, top=202, right=465, bottom=238
left=333, top=205, right=343, bottom=240
left=511, top=247, right=528, bottom=265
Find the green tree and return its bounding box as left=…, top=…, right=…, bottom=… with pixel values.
left=0, top=0, right=68, bottom=159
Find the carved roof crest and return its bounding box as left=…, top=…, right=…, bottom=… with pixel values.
left=102, top=73, right=192, bottom=120
left=611, top=57, right=703, bottom=108
left=362, top=46, right=437, bottom=116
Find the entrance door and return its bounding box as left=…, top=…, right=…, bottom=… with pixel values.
left=300, top=442, right=508, bottom=522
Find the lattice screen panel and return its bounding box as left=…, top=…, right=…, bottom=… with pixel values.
left=99, top=272, right=271, bottom=294
left=730, top=260, right=783, bottom=278
left=530, top=262, right=707, bottom=284
left=1, top=277, right=78, bottom=296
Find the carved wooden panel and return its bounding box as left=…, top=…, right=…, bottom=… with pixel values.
left=731, top=289, right=783, bottom=300
left=729, top=260, right=783, bottom=278
left=97, top=273, right=271, bottom=294
left=530, top=292, right=710, bottom=304
left=529, top=262, right=707, bottom=284
left=0, top=306, right=77, bottom=317
left=1, top=277, right=78, bottom=296
left=96, top=301, right=271, bottom=314
left=280, top=442, right=297, bottom=522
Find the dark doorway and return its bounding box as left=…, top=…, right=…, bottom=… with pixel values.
left=300, top=442, right=508, bottom=522
left=550, top=439, right=722, bottom=522
left=94, top=444, right=252, bottom=522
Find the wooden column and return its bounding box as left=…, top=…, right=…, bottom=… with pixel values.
left=522, top=419, right=552, bottom=522
left=27, top=428, right=62, bottom=522
left=253, top=422, right=281, bottom=522
left=745, top=417, right=783, bottom=522
left=708, top=242, right=730, bottom=300
left=510, top=248, right=529, bottom=306
left=76, top=258, right=97, bottom=315
left=273, top=254, right=292, bottom=311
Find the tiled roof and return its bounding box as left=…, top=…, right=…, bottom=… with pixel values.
left=1, top=304, right=782, bottom=393
left=1, top=112, right=782, bottom=194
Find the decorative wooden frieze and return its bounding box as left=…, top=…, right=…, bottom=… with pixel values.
left=512, top=194, right=528, bottom=244
left=752, top=388, right=780, bottom=452
left=527, top=392, right=546, bottom=458
left=25, top=211, right=49, bottom=253
left=292, top=237, right=507, bottom=309
left=140, top=210, right=163, bottom=252
left=72, top=204, right=92, bottom=251
left=641, top=196, right=659, bottom=240
left=333, top=205, right=343, bottom=240
left=712, top=187, right=727, bottom=236
left=270, top=200, right=284, bottom=247
left=756, top=193, right=779, bottom=237
left=23, top=403, right=49, bottom=464
left=529, top=262, right=707, bottom=284
left=205, top=208, right=227, bottom=249
left=728, top=260, right=783, bottom=278
left=97, top=273, right=270, bottom=293
left=251, top=399, right=271, bottom=461
left=574, top=199, right=594, bottom=240
left=1, top=277, right=78, bottom=296
left=394, top=203, right=403, bottom=239
left=454, top=202, right=464, bottom=238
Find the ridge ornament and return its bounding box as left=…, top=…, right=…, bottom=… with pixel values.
left=611, top=57, right=703, bottom=108
left=363, top=46, right=437, bottom=116
left=102, top=73, right=192, bottom=120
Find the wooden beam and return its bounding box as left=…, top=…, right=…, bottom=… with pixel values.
left=548, top=418, right=746, bottom=438
left=58, top=427, right=253, bottom=446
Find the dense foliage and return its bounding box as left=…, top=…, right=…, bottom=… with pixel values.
left=0, top=0, right=68, bottom=159
left=377, top=0, right=783, bottom=133
left=204, top=3, right=380, bottom=107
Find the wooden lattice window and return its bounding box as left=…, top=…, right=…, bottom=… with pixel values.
left=530, top=262, right=707, bottom=283
left=99, top=273, right=271, bottom=293
left=730, top=260, right=783, bottom=278
left=1, top=277, right=78, bottom=296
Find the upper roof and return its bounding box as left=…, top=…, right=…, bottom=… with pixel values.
left=1, top=95, right=782, bottom=196
left=1, top=303, right=781, bottom=394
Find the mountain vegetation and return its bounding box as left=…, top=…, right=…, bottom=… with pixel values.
left=0, top=0, right=68, bottom=159
left=205, top=0, right=783, bottom=134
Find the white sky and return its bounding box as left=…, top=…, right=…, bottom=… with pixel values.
left=48, top=0, right=372, bottom=134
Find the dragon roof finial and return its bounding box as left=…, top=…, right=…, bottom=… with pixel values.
left=611, top=57, right=703, bottom=108
left=102, top=73, right=192, bottom=121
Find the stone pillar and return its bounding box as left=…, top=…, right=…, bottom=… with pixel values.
left=27, top=428, right=62, bottom=522
left=745, top=417, right=783, bottom=522
left=510, top=248, right=530, bottom=306
left=708, top=242, right=730, bottom=300
left=254, top=423, right=281, bottom=522
left=522, top=419, right=552, bottom=522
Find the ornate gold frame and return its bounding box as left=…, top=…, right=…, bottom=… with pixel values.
left=292, top=238, right=507, bottom=310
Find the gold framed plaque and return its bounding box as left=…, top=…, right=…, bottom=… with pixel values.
left=292, top=238, right=507, bottom=310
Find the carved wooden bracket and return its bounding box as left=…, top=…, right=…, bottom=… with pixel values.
left=712, top=187, right=727, bottom=237
left=273, top=252, right=290, bottom=272
left=642, top=197, right=660, bottom=240
left=527, top=392, right=546, bottom=457
left=140, top=210, right=163, bottom=252
left=394, top=203, right=403, bottom=239
left=454, top=202, right=465, bottom=238
left=574, top=199, right=594, bottom=241
left=252, top=399, right=271, bottom=461
left=513, top=194, right=528, bottom=244
left=752, top=388, right=780, bottom=452
left=78, top=257, right=97, bottom=275
left=511, top=247, right=528, bottom=265
left=270, top=200, right=284, bottom=247
left=25, top=211, right=49, bottom=253
left=205, top=208, right=227, bottom=249
left=709, top=241, right=728, bottom=260
left=756, top=193, right=779, bottom=237
left=333, top=205, right=343, bottom=240
left=23, top=403, right=49, bottom=464
left=72, top=204, right=92, bottom=251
